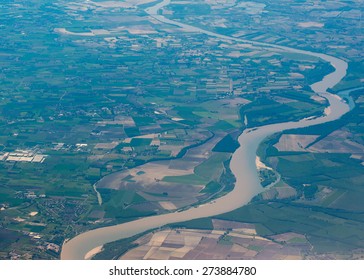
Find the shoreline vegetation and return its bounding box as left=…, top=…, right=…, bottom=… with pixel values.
left=61, top=0, right=350, bottom=260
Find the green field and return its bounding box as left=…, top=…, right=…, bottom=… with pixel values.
left=194, top=153, right=230, bottom=181
left=162, top=174, right=208, bottom=185
left=212, top=134, right=240, bottom=153
left=0, top=0, right=362, bottom=260
left=201, top=181, right=222, bottom=194
left=130, top=138, right=152, bottom=147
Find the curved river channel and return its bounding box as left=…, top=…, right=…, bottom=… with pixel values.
left=61, top=0, right=350, bottom=259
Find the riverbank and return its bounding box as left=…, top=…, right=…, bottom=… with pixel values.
left=61, top=0, right=349, bottom=260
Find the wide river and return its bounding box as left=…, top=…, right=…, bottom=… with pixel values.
left=61, top=0, right=350, bottom=259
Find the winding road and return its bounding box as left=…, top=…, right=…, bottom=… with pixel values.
left=61, top=0, right=350, bottom=260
